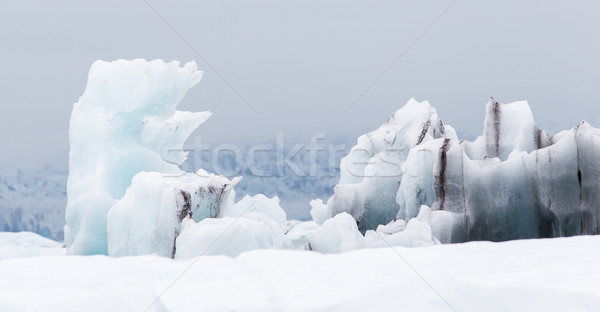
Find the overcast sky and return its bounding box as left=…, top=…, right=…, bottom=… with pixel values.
left=1, top=1, right=599, bottom=164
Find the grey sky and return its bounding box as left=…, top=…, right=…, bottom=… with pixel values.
left=1, top=1, right=599, bottom=164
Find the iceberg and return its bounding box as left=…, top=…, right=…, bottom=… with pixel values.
left=334, top=99, right=458, bottom=233
left=315, top=99, right=456, bottom=233
left=313, top=98, right=600, bottom=245
left=65, top=59, right=290, bottom=257
left=64, top=59, right=207, bottom=255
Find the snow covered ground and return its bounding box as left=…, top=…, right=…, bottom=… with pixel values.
left=1, top=232, right=599, bottom=311
left=0, top=231, right=64, bottom=259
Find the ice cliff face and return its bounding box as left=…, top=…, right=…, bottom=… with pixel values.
left=313, top=98, right=600, bottom=244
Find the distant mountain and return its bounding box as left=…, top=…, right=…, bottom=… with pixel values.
left=0, top=165, right=67, bottom=241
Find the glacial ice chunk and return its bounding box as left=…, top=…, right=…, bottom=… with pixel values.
left=65, top=59, right=208, bottom=255
left=106, top=170, right=239, bottom=257
left=305, top=212, right=364, bottom=253
left=306, top=208, right=440, bottom=253
left=222, top=194, right=287, bottom=229
left=175, top=213, right=292, bottom=258
left=309, top=198, right=332, bottom=225
left=284, top=220, right=319, bottom=249
left=67, top=59, right=298, bottom=257
left=319, top=98, right=600, bottom=245
left=330, top=98, right=451, bottom=232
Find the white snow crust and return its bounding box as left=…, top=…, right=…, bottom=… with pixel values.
left=2, top=233, right=600, bottom=311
